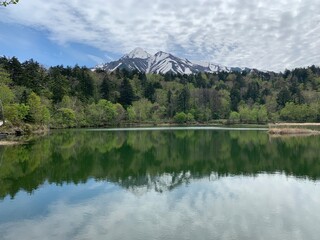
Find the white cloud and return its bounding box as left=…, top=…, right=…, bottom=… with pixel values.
left=0, top=174, right=320, bottom=240
left=1, top=0, right=320, bottom=71
left=87, top=54, right=104, bottom=64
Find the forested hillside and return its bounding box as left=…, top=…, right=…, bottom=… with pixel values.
left=0, top=56, right=320, bottom=128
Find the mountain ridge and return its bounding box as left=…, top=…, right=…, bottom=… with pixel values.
left=94, top=48, right=250, bottom=74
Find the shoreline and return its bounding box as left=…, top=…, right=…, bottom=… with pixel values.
left=1, top=122, right=320, bottom=145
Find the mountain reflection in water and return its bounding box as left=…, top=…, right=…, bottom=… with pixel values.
left=1, top=129, right=319, bottom=199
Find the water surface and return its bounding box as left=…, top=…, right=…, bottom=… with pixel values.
left=0, top=128, right=320, bottom=240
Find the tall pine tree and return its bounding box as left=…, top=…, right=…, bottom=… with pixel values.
left=119, top=78, right=134, bottom=108
left=100, top=76, right=110, bottom=100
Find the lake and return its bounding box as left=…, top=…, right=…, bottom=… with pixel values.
left=0, top=127, right=320, bottom=240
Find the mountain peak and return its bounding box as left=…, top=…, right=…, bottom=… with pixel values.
left=95, top=48, right=250, bottom=74
left=123, top=47, right=151, bottom=59
left=154, top=51, right=170, bottom=57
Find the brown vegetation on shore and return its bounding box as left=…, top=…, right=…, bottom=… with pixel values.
left=269, top=128, right=320, bottom=135
left=268, top=123, right=320, bottom=136
left=269, top=123, right=320, bottom=127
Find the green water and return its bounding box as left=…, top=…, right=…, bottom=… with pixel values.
left=0, top=127, right=320, bottom=240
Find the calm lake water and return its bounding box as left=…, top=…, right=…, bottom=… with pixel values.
left=0, top=127, right=320, bottom=240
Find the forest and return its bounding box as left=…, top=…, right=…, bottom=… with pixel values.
left=0, top=56, right=320, bottom=129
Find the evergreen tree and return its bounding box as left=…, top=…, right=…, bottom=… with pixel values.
left=167, top=90, right=174, bottom=118
left=177, top=86, right=190, bottom=112
left=100, top=76, right=111, bottom=100
left=277, top=88, right=291, bottom=108
left=144, top=82, right=156, bottom=103
left=230, top=87, right=241, bottom=111
left=20, top=90, right=28, bottom=104
left=72, top=66, right=94, bottom=100
left=245, top=81, right=260, bottom=102
left=20, top=59, right=47, bottom=94
left=119, top=78, right=134, bottom=108
left=7, top=57, right=23, bottom=85
left=49, top=67, right=69, bottom=103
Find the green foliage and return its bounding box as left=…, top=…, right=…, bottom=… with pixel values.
left=186, top=112, right=195, bottom=122
left=97, top=99, right=117, bottom=123
left=0, top=67, right=12, bottom=85
left=0, top=84, right=14, bottom=104
left=20, top=59, right=47, bottom=94
left=86, top=99, right=117, bottom=126
left=119, top=78, right=134, bottom=108
left=174, top=112, right=187, bottom=123
left=279, top=102, right=320, bottom=122
left=144, top=82, right=156, bottom=102
left=174, top=112, right=194, bottom=124
left=230, top=87, right=241, bottom=111
left=54, top=108, right=76, bottom=128
left=27, top=92, right=50, bottom=124
left=151, top=104, right=166, bottom=122
left=177, top=86, right=190, bottom=112
left=277, top=88, right=291, bottom=108
left=100, top=76, right=111, bottom=100
left=257, top=105, right=268, bottom=123
left=239, top=105, right=268, bottom=123
left=114, top=103, right=126, bottom=123
left=131, top=98, right=153, bottom=122
left=49, top=68, right=69, bottom=103
left=4, top=104, right=29, bottom=124
left=127, top=106, right=136, bottom=121
left=41, top=106, right=51, bottom=124
left=196, top=108, right=212, bottom=122
left=229, top=111, right=240, bottom=123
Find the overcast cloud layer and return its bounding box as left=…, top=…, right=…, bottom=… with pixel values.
left=2, top=0, right=320, bottom=71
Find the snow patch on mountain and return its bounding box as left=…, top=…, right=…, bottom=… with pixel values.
left=122, top=47, right=151, bottom=59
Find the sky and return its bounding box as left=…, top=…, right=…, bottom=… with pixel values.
left=0, top=0, right=320, bottom=71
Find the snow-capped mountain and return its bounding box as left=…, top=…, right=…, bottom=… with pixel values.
left=117, top=171, right=219, bottom=194
left=95, top=48, right=248, bottom=74
left=194, top=60, right=231, bottom=72
left=122, top=47, right=151, bottom=59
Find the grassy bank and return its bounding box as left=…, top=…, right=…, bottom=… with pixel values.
left=268, top=122, right=320, bottom=136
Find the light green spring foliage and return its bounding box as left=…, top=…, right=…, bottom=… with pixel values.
left=4, top=104, right=29, bottom=124
left=127, top=106, right=136, bottom=121
left=131, top=98, right=153, bottom=122
left=55, top=108, right=76, bottom=128
left=86, top=99, right=118, bottom=126
left=0, top=84, right=14, bottom=105
left=0, top=67, right=12, bottom=85
left=0, top=67, right=14, bottom=105
left=280, top=102, right=320, bottom=122
left=238, top=105, right=268, bottom=124
left=27, top=92, right=50, bottom=124
left=173, top=112, right=194, bottom=124
left=229, top=111, right=240, bottom=123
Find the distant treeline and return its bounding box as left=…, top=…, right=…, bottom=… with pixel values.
left=0, top=56, right=320, bottom=128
